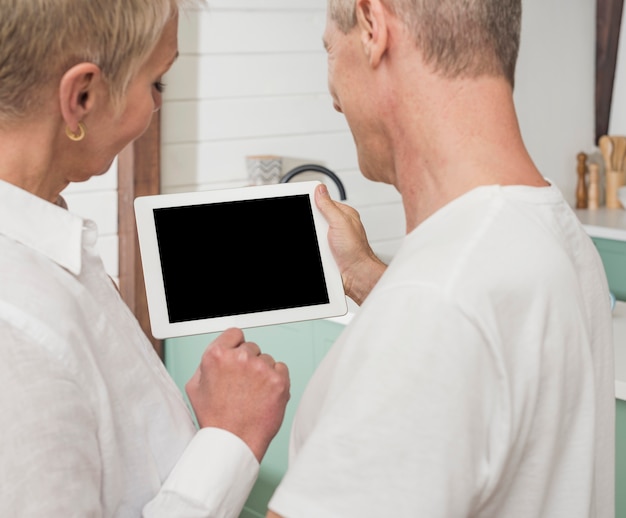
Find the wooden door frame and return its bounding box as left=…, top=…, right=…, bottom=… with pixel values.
left=117, top=1, right=623, bottom=359
left=118, top=113, right=163, bottom=358
left=596, top=0, right=624, bottom=143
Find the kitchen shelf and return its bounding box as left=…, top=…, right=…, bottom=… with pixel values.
left=574, top=207, right=626, bottom=241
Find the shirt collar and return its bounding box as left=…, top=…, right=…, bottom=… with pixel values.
left=0, top=179, right=86, bottom=275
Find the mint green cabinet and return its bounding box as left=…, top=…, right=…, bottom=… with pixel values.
left=593, top=237, right=626, bottom=301
left=164, top=319, right=345, bottom=518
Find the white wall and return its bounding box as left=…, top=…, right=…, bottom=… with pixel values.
left=63, top=0, right=596, bottom=276
left=514, top=0, right=595, bottom=204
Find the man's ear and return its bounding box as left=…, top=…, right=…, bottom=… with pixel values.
left=356, top=0, right=389, bottom=68
left=58, top=62, right=102, bottom=133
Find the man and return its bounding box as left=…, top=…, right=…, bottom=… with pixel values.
left=267, top=0, right=615, bottom=516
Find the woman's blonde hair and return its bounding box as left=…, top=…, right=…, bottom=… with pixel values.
left=328, top=0, right=521, bottom=87
left=0, top=0, right=186, bottom=121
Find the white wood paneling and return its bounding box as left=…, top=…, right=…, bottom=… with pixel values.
left=179, top=11, right=326, bottom=55
left=357, top=203, right=406, bottom=243
left=339, top=171, right=402, bottom=207
left=161, top=95, right=345, bottom=143
left=63, top=169, right=117, bottom=193
left=161, top=132, right=357, bottom=189
left=164, top=54, right=327, bottom=100
left=63, top=191, right=118, bottom=236
left=206, top=0, right=325, bottom=9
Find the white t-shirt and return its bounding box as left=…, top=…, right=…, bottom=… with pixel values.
left=270, top=184, right=615, bottom=517
left=0, top=179, right=258, bottom=517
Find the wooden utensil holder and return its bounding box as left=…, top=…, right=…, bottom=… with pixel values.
left=606, top=169, right=625, bottom=208
left=588, top=163, right=600, bottom=209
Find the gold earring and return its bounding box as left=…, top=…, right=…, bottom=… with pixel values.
left=65, top=122, right=86, bottom=142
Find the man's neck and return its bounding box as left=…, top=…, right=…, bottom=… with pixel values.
left=387, top=74, right=546, bottom=231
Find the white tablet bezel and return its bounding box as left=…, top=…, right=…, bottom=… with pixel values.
left=134, top=181, right=347, bottom=339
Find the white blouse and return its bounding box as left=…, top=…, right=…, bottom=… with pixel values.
left=0, top=179, right=258, bottom=517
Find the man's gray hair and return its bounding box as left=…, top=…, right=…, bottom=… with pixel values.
left=327, top=0, right=521, bottom=86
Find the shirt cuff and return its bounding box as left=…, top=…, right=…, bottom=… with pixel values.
left=159, top=427, right=259, bottom=517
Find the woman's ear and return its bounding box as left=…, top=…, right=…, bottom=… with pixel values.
left=356, top=0, right=389, bottom=68
left=58, top=62, right=102, bottom=133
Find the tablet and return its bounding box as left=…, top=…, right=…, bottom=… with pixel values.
left=134, top=181, right=347, bottom=339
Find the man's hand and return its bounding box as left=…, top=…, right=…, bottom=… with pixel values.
left=315, top=183, right=387, bottom=305
left=185, top=328, right=290, bottom=463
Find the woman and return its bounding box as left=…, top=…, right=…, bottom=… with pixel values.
left=0, top=1, right=290, bottom=516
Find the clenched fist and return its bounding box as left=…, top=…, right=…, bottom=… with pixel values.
left=186, top=328, right=291, bottom=463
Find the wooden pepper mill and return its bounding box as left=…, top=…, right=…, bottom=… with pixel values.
left=600, top=135, right=626, bottom=208
left=576, top=152, right=588, bottom=209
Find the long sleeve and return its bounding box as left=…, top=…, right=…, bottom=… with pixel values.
left=143, top=428, right=259, bottom=518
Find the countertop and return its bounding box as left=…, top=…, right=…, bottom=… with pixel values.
left=574, top=207, right=626, bottom=241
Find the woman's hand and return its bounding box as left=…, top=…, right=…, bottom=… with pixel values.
left=186, top=328, right=290, bottom=463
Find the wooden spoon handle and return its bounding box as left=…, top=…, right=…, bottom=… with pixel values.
left=600, top=135, right=614, bottom=171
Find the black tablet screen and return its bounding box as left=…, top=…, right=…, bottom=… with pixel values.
left=153, top=194, right=330, bottom=323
